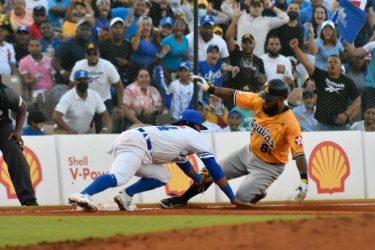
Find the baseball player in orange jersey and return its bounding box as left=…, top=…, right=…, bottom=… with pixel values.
left=160, top=77, right=309, bottom=208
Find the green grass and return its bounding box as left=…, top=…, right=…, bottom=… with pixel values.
left=0, top=215, right=313, bottom=247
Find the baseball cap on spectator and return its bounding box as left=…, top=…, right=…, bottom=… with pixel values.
left=302, top=88, right=315, bottom=98
left=86, top=43, right=99, bottom=53
left=160, top=17, right=174, bottom=27
left=17, top=25, right=29, bottom=33
left=33, top=5, right=46, bottom=16
left=228, top=109, right=242, bottom=118
left=207, top=44, right=219, bottom=53
left=76, top=19, right=92, bottom=30
left=74, top=70, right=89, bottom=80
left=213, top=26, right=223, bottom=36
left=242, top=33, right=255, bottom=43
left=110, top=17, right=125, bottom=27
left=321, top=20, right=335, bottom=30
left=200, top=15, right=214, bottom=26
left=179, top=61, right=191, bottom=71
left=139, top=16, right=153, bottom=25
left=250, top=0, right=263, bottom=7
left=198, top=0, right=209, bottom=8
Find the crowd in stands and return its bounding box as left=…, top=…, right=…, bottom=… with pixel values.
left=0, top=0, right=375, bottom=135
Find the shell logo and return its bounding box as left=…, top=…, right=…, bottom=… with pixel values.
left=308, top=141, right=350, bottom=194
left=164, top=155, right=199, bottom=196
left=0, top=146, right=42, bottom=199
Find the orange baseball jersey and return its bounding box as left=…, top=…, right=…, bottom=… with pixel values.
left=234, top=91, right=305, bottom=164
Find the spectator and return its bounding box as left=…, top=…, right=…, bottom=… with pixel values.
left=0, top=22, right=17, bottom=75
left=129, top=16, right=159, bottom=83
left=122, top=68, right=163, bottom=127
left=186, top=15, right=229, bottom=65
left=303, top=5, right=327, bottom=49
left=292, top=88, right=317, bottom=131
left=291, top=39, right=361, bottom=131
left=18, top=39, right=55, bottom=101
left=308, top=20, right=344, bottom=70
left=226, top=8, right=266, bottom=92
left=53, top=69, right=111, bottom=134
left=69, top=42, right=124, bottom=133
left=222, top=109, right=246, bottom=132
left=159, top=19, right=188, bottom=75
left=52, top=19, right=93, bottom=101
left=148, top=0, right=174, bottom=27
left=123, top=0, right=147, bottom=41
left=22, top=111, right=46, bottom=135
left=9, top=0, right=33, bottom=32
left=267, top=2, right=304, bottom=57
left=168, top=62, right=195, bottom=122
left=48, top=0, right=72, bottom=33
left=206, top=94, right=228, bottom=129
left=24, top=0, right=48, bottom=12
left=299, top=0, right=332, bottom=24
left=39, top=20, right=61, bottom=57
left=196, top=100, right=222, bottom=133
left=197, top=0, right=229, bottom=25
left=288, top=76, right=316, bottom=107
left=235, top=0, right=289, bottom=56
left=158, top=16, right=174, bottom=41
left=346, top=55, right=367, bottom=96
left=99, top=17, right=132, bottom=86
left=28, top=5, right=47, bottom=39
left=351, top=105, right=375, bottom=132
left=92, top=0, right=111, bottom=42
left=261, top=35, right=294, bottom=87
left=13, top=25, right=30, bottom=62
left=345, top=35, right=375, bottom=116
left=199, top=44, right=240, bottom=89
left=62, top=0, right=95, bottom=38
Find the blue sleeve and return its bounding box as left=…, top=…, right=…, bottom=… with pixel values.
left=176, top=161, right=202, bottom=183
left=201, top=157, right=225, bottom=181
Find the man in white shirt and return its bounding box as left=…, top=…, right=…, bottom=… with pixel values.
left=0, top=24, right=18, bottom=75
left=53, top=70, right=111, bottom=134
left=69, top=43, right=124, bottom=132
left=261, top=35, right=294, bottom=85
left=186, top=15, right=229, bottom=65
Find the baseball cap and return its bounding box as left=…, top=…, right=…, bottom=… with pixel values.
left=259, top=79, right=289, bottom=100
left=213, top=26, right=223, bottom=36
left=242, top=33, right=255, bottom=43
left=76, top=19, right=91, bottom=30
left=207, top=44, right=219, bottom=53
left=172, top=109, right=208, bottom=130
left=33, top=5, right=46, bottom=15
left=322, top=20, right=335, bottom=30
left=139, top=16, right=153, bottom=25
left=110, top=17, right=125, bottom=27
left=17, top=25, right=29, bottom=33
left=200, top=15, right=214, bottom=26
left=74, top=70, right=89, bottom=80
left=179, top=61, right=191, bottom=71
left=86, top=43, right=98, bottom=53
left=302, top=88, right=315, bottom=98
left=198, top=0, right=209, bottom=7
left=160, top=17, right=174, bottom=27
left=228, top=109, right=242, bottom=118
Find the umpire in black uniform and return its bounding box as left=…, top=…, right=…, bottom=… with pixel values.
left=0, top=79, right=38, bottom=206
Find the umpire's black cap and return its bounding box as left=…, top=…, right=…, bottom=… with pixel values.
left=259, top=79, right=289, bottom=101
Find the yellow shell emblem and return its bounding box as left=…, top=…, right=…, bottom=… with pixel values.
left=0, top=146, right=42, bottom=199
left=309, top=141, right=350, bottom=194
left=164, top=155, right=198, bottom=196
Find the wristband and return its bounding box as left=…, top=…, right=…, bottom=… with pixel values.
left=207, top=86, right=215, bottom=94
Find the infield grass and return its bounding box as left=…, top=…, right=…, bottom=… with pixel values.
left=0, top=214, right=314, bottom=247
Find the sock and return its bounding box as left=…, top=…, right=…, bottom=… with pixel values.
left=178, top=182, right=213, bottom=203
left=125, top=178, right=164, bottom=197
left=81, top=174, right=117, bottom=196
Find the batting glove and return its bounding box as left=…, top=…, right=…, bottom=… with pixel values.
left=295, top=179, right=308, bottom=202
left=191, top=75, right=210, bottom=92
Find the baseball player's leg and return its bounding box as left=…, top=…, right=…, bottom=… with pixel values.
left=0, top=124, right=37, bottom=205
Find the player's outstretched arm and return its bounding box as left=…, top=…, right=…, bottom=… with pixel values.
left=294, top=154, right=309, bottom=202
left=191, top=75, right=236, bottom=104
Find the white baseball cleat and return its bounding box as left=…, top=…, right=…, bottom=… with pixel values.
left=68, top=193, right=97, bottom=212
left=114, top=190, right=137, bottom=211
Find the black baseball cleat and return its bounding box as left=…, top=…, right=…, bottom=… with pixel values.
left=159, top=197, right=187, bottom=209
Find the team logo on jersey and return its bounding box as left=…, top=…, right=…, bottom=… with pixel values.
left=295, top=136, right=303, bottom=147
left=250, top=119, right=275, bottom=148
left=308, top=141, right=350, bottom=194
left=164, top=155, right=199, bottom=196
left=0, top=146, right=42, bottom=199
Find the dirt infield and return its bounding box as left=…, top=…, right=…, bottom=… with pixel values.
left=3, top=200, right=375, bottom=250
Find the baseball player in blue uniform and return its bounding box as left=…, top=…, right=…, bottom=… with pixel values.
left=69, top=110, right=247, bottom=211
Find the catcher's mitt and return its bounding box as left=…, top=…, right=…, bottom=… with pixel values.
left=196, top=167, right=213, bottom=192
